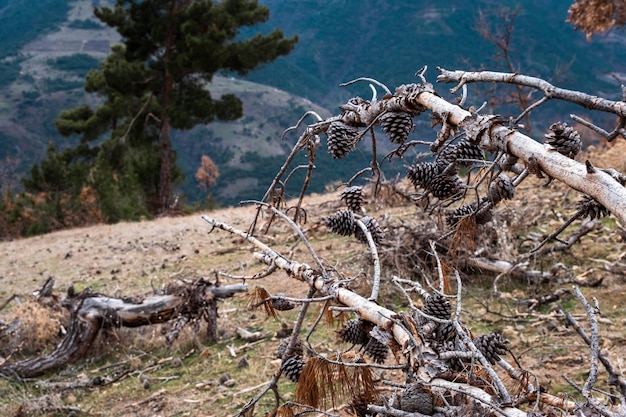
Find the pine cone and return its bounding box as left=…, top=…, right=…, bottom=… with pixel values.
left=436, top=138, right=483, bottom=170
left=354, top=216, right=383, bottom=245
left=433, top=321, right=457, bottom=346
left=578, top=194, right=610, bottom=220
left=409, top=156, right=465, bottom=200
left=427, top=174, right=465, bottom=199
left=474, top=206, right=494, bottom=225
left=474, top=332, right=509, bottom=364
left=435, top=143, right=458, bottom=170
left=423, top=294, right=452, bottom=320
left=446, top=201, right=492, bottom=226
left=327, top=121, right=360, bottom=159
left=338, top=318, right=371, bottom=345
left=324, top=209, right=355, bottom=236
left=276, top=337, right=304, bottom=359
left=544, top=122, right=582, bottom=158
left=281, top=355, right=306, bottom=382
left=379, top=111, right=414, bottom=144
left=487, top=174, right=515, bottom=205
left=455, top=138, right=484, bottom=166
left=445, top=203, right=476, bottom=226
left=399, top=384, right=434, bottom=415
left=364, top=338, right=389, bottom=364
left=272, top=294, right=295, bottom=311
left=349, top=393, right=371, bottom=417
left=407, top=161, right=441, bottom=188
left=341, top=186, right=364, bottom=211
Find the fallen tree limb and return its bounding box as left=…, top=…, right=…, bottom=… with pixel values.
left=205, top=70, right=625, bottom=417
left=286, top=75, right=626, bottom=224
left=464, top=256, right=551, bottom=281
left=202, top=215, right=600, bottom=417
left=406, top=83, right=626, bottom=224
left=0, top=279, right=246, bottom=379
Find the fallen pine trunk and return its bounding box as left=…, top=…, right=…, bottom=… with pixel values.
left=0, top=280, right=246, bottom=379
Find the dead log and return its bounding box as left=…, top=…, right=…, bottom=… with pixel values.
left=0, top=280, right=246, bottom=379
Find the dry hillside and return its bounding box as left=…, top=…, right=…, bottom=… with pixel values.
left=1, top=142, right=626, bottom=416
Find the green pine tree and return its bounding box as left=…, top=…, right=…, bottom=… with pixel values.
left=48, top=0, right=296, bottom=218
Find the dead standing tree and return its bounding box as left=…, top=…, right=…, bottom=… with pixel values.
left=202, top=67, right=626, bottom=416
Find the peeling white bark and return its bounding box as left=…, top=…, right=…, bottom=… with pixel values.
left=404, top=89, right=626, bottom=224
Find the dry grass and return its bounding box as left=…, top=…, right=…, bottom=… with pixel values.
left=1, top=144, right=626, bottom=416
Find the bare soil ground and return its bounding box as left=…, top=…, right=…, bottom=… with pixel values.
left=1, top=143, right=626, bottom=416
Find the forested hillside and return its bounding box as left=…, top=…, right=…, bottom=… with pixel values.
left=249, top=0, right=626, bottom=110
left=0, top=0, right=70, bottom=87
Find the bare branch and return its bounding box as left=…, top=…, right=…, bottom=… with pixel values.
left=437, top=68, right=626, bottom=118
left=339, top=77, right=392, bottom=96
left=355, top=218, right=381, bottom=301
left=572, top=286, right=600, bottom=400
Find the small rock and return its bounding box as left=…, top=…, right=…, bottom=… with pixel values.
left=139, top=374, right=151, bottom=390
left=238, top=356, right=249, bottom=368
left=218, top=372, right=230, bottom=385
left=170, top=357, right=183, bottom=368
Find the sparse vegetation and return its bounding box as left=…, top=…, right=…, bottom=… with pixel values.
left=2, top=68, right=626, bottom=415
left=1, top=1, right=626, bottom=417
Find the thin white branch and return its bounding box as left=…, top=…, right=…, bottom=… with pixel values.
left=429, top=240, right=446, bottom=293
left=573, top=285, right=600, bottom=400
left=201, top=215, right=414, bottom=352
left=355, top=218, right=381, bottom=301
left=428, top=380, right=525, bottom=417
left=339, top=77, right=392, bottom=96
left=437, top=68, right=626, bottom=117
left=369, top=83, right=378, bottom=102
left=450, top=272, right=511, bottom=403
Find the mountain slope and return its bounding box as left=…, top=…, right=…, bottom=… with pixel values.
left=248, top=0, right=626, bottom=108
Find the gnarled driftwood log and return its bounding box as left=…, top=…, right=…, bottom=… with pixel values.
left=0, top=279, right=246, bottom=379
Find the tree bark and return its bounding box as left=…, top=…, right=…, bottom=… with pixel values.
left=0, top=282, right=246, bottom=379
left=330, top=82, right=626, bottom=224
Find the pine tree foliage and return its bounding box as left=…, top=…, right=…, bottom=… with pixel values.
left=92, top=0, right=297, bottom=211
left=23, top=0, right=297, bottom=229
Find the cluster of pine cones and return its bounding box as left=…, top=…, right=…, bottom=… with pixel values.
left=544, top=123, right=611, bottom=219
left=325, top=99, right=590, bottom=232
left=407, top=136, right=483, bottom=201
left=338, top=317, right=390, bottom=364
left=445, top=172, right=516, bottom=226
left=325, top=110, right=415, bottom=159
left=323, top=186, right=384, bottom=244
left=420, top=293, right=509, bottom=369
